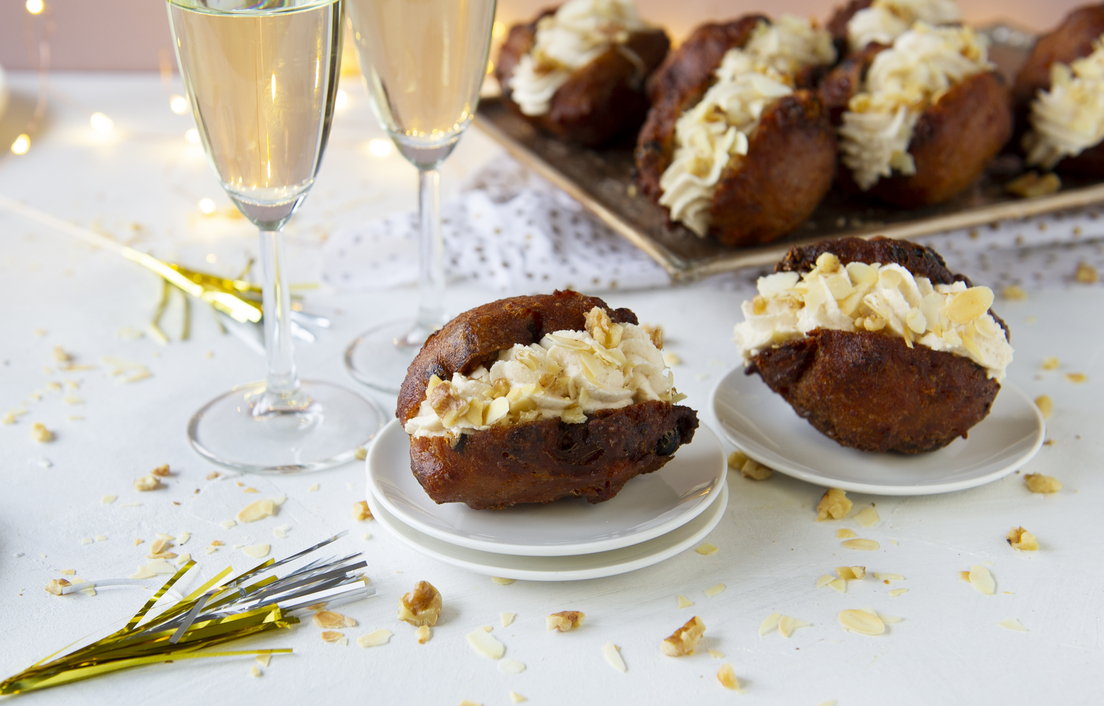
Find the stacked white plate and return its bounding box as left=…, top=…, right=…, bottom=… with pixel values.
left=365, top=421, right=728, bottom=581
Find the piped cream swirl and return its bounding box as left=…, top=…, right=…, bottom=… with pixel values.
left=1024, top=38, right=1104, bottom=170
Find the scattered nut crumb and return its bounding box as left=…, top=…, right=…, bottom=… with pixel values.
left=357, top=629, right=393, bottom=648
left=853, top=506, right=880, bottom=528
left=415, top=625, right=431, bottom=644
left=816, top=488, right=852, bottom=521
left=354, top=447, right=368, bottom=461
left=243, top=487, right=259, bottom=494
left=101, top=495, right=116, bottom=504
left=314, top=611, right=358, bottom=629
left=662, top=616, right=705, bottom=656
left=602, top=642, right=627, bottom=673
left=997, top=618, right=1028, bottom=632
left=717, top=663, right=740, bottom=691
left=828, top=578, right=847, bottom=593
left=498, top=659, right=526, bottom=674
left=728, top=450, right=772, bottom=480
left=968, top=565, right=996, bottom=595
left=399, top=581, right=442, bottom=627
left=206, top=471, right=220, bottom=480
left=80, top=538, right=93, bottom=545
left=31, top=423, right=55, bottom=443
left=708, top=649, right=725, bottom=659
left=778, top=615, right=811, bottom=638
left=677, top=595, right=694, bottom=609
left=1075, top=261, right=1099, bottom=284
left=352, top=500, right=373, bottom=521
left=466, top=628, right=505, bottom=659
left=150, top=538, right=172, bottom=555
left=838, top=609, right=885, bottom=636
left=150, top=464, right=170, bottom=477
left=1005, top=171, right=1061, bottom=198
left=695, top=543, right=718, bottom=555
left=242, top=544, right=270, bottom=559
left=1007, top=526, right=1039, bottom=551
left=1024, top=473, right=1062, bottom=494
left=841, top=538, right=879, bottom=551
left=547, top=611, right=585, bottom=632
left=872, top=572, right=904, bottom=581
left=759, top=613, right=781, bottom=636
left=1034, top=395, right=1053, bottom=420
left=1065, top=372, right=1088, bottom=383
left=1000, top=285, right=1028, bottom=300
left=255, top=654, right=271, bottom=667
left=836, top=566, right=866, bottom=580
left=816, top=574, right=834, bottom=589
left=45, top=579, right=71, bottom=595
left=509, top=693, right=526, bottom=704
left=491, top=576, right=514, bottom=585
left=249, top=665, right=262, bottom=678
left=704, top=583, right=725, bottom=597
left=1041, top=357, right=1060, bottom=370
left=321, top=630, right=345, bottom=643
left=133, top=475, right=161, bottom=492
left=836, top=528, right=858, bottom=539
left=889, top=588, right=909, bottom=597
left=308, top=483, right=319, bottom=492
left=236, top=498, right=277, bottom=523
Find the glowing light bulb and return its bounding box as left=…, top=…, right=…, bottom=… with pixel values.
left=185, top=128, right=200, bottom=144
left=170, top=95, right=189, bottom=114
left=90, top=112, right=114, bottom=133
left=198, top=199, right=216, bottom=215
left=11, top=134, right=31, bottom=155
left=368, top=138, right=393, bottom=157
left=335, top=89, right=348, bottom=110
left=492, top=21, right=505, bottom=39
left=26, top=0, right=45, bottom=15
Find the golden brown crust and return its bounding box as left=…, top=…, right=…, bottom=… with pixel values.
left=747, top=237, right=1006, bottom=454
left=409, top=401, right=699, bottom=510
left=495, top=10, right=670, bottom=147
left=834, top=70, right=1013, bottom=207
left=397, top=290, right=636, bottom=424
left=816, top=42, right=886, bottom=124
left=707, top=91, right=837, bottom=246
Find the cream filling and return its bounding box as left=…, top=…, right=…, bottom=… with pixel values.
left=406, top=308, right=681, bottom=439
left=658, top=17, right=835, bottom=237
left=508, top=0, right=647, bottom=117
left=839, top=23, right=991, bottom=191
left=1024, top=38, right=1104, bottom=170
left=846, top=0, right=962, bottom=53
left=733, top=252, right=1013, bottom=381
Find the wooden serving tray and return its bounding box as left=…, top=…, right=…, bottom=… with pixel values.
left=472, top=25, right=1104, bottom=281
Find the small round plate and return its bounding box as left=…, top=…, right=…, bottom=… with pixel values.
left=366, top=419, right=726, bottom=556
left=711, top=367, right=1046, bottom=496
left=365, top=481, right=728, bottom=581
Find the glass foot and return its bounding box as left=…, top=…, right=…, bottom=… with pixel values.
left=344, top=319, right=432, bottom=394
left=188, top=380, right=384, bottom=474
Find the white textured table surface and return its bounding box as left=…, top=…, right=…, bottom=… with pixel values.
left=1, top=72, right=1103, bottom=706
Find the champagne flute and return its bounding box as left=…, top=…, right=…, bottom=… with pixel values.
left=168, top=0, right=383, bottom=473
left=343, top=0, right=497, bottom=392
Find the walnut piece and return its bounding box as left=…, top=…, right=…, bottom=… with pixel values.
left=398, top=581, right=442, bottom=627
left=728, top=450, right=772, bottom=480
left=815, top=488, right=852, bottom=521
left=1024, top=473, right=1062, bottom=494
left=45, top=578, right=71, bottom=595
left=352, top=500, right=373, bottom=521
left=1007, top=526, right=1039, bottom=551
left=661, top=616, right=705, bottom=656
left=546, top=610, right=585, bottom=632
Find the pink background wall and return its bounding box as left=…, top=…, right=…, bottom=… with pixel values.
left=0, top=0, right=1082, bottom=72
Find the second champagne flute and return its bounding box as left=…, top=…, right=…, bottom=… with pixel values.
left=343, top=0, right=497, bottom=392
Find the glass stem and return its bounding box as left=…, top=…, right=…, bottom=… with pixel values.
left=258, top=227, right=303, bottom=409
left=409, top=166, right=443, bottom=345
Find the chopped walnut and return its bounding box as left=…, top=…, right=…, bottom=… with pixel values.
left=398, top=581, right=442, bottom=627
left=427, top=376, right=468, bottom=422
left=815, top=488, right=852, bottom=521
left=1007, top=526, right=1039, bottom=551
left=585, top=307, right=622, bottom=349
left=45, top=578, right=71, bottom=595
left=547, top=610, right=585, bottom=632
left=1024, top=473, right=1062, bottom=494
left=641, top=323, right=664, bottom=349
left=662, top=616, right=705, bottom=656
left=352, top=500, right=373, bottom=521
left=133, top=475, right=161, bottom=492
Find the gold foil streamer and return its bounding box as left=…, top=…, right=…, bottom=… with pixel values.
left=1, top=533, right=371, bottom=696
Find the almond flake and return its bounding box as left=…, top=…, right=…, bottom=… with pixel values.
left=509, top=693, right=526, bottom=704
left=968, top=565, right=996, bottom=595
left=80, top=537, right=93, bottom=545
left=836, top=528, right=858, bottom=539
left=1024, top=473, right=1062, bottom=494
left=708, top=649, right=726, bottom=659
left=841, top=539, right=880, bottom=551
left=491, top=576, right=514, bottom=585
left=602, top=642, right=626, bottom=673
left=357, top=629, right=392, bottom=648
left=695, top=543, right=718, bottom=556
left=816, top=574, right=834, bottom=589
left=997, top=618, right=1028, bottom=632
left=314, top=610, right=358, bottom=629
left=321, top=630, right=345, bottom=643
left=60, top=569, right=75, bottom=576
left=129, top=565, right=156, bottom=580
left=219, top=520, right=236, bottom=529
left=415, top=625, right=432, bottom=644
left=466, top=628, right=505, bottom=659
left=829, top=578, right=847, bottom=593
left=150, top=538, right=172, bottom=554
left=174, top=553, right=190, bottom=565
left=249, top=665, right=262, bottom=678
left=778, top=615, right=810, bottom=638
left=308, top=483, right=319, bottom=492
left=677, top=595, right=694, bottom=609
left=45, top=579, right=71, bottom=595
left=704, top=583, right=725, bottom=597
left=1065, top=372, right=1087, bottom=383
left=872, top=573, right=904, bottom=581
left=206, top=472, right=220, bottom=480
left=854, top=506, right=880, bottom=528
left=236, top=499, right=277, bottom=523
left=354, top=447, right=368, bottom=461
left=758, top=613, right=781, bottom=636
left=878, top=613, right=903, bottom=624
left=242, top=544, right=270, bottom=559
left=1034, top=395, right=1053, bottom=420
left=176, top=532, right=190, bottom=545
left=889, top=588, right=909, bottom=597
left=271, top=494, right=287, bottom=506
left=148, top=559, right=176, bottom=575
left=243, top=487, right=259, bottom=494
left=836, top=566, right=866, bottom=580
left=273, top=527, right=287, bottom=539
left=717, top=663, right=740, bottom=691
left=255, top=654, right=271, bottom=667
left=498, top=659, right=526, bottom=674
left=501, top=612, right=516, bottom=627
left=838, top=608, right=885, bottom=636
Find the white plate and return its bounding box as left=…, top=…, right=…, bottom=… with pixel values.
left=711, top=367, right=1045, bottom=496
left=365, top=480, right=728, bottom=581
left=366, top=418, right=726, bottom=556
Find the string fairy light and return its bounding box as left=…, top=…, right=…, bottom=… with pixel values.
left=367, top=138, right=393, bottom=157
left=25, top=0, right=45, bottom=15
left=11, top=134, right=31, bottom=155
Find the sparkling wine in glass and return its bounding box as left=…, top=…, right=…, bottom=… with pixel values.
left=168, top=0, right=383, bottom=473
left=343, top=0, right=497, bottom=392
